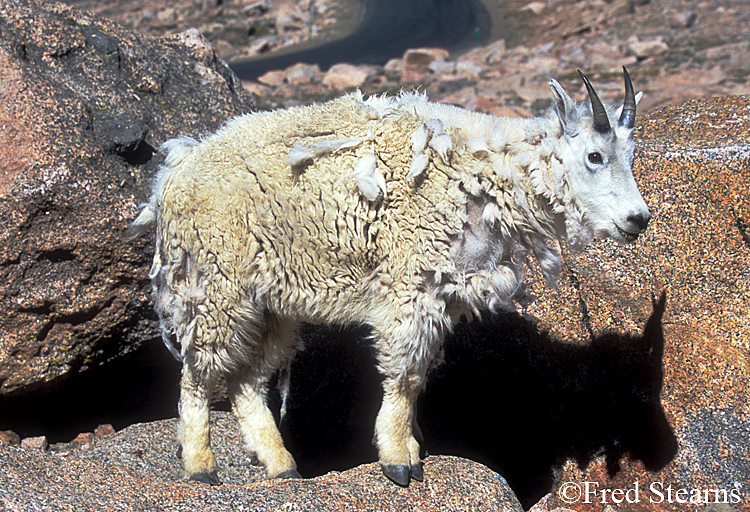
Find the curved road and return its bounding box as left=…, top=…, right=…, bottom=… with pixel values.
left=230, top=0, right=490, bottom=80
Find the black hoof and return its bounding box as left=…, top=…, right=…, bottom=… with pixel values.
left=381, top=463, right=411, bottom=487
left=275, top=469, right=302, bottom=479
left=189, top=470, right=222, bottom=486
left=410, top=462, right=424, bottom=482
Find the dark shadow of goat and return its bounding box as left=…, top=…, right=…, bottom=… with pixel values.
left=281, top=291, right=676, bottom=509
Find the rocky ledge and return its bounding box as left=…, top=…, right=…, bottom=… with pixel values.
left=0, top=412, right=523, bottom=511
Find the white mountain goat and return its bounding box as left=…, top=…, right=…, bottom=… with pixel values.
left=128, top=69, right=651, bottom=486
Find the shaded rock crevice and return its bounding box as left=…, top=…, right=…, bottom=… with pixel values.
left=34, top=293, right=118, bottom=344
left=561, top=262, right=595, bottom=342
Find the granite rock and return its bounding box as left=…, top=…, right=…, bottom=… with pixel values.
left=322, top=63, right=377, bottom=89
left=524, top=97, right=750, bottom=511
left=0, top=431, right=20, bottom=446
left=401, top=47, right=451, bottom=83
left=20, top=436, right=48, bottom=452
left=283, top=61, right=322, bottom=84
left=627, top=37, right=669, bottom=59
left=0, top=0, right=254, bottom=396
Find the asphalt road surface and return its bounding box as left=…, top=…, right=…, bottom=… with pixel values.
left=230, top=0, right=490, bottom=80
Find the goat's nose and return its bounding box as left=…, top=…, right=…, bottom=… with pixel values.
left=628, top=211, right=652, bottom=232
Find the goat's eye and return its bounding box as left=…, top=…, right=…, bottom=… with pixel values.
left=588, top=152, right=603, bottom=165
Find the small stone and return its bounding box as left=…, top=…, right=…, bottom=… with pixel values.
left=383, top=58, right=403, bottom=75
left=627, top=37, right=668, bottom=59
left=257, top=69, right=285, bottom=86
left=21, top=436, right=48, bottom=451
left=70, top=432, right=96, bottom=450
left=0, top=430, right=21, bottom=445
left=522, top=2, right=546, bottom=15
left=322, top=63, right=375, bottom=89
left=94, top=424, right=115, bottom=438
left=403, top=48, right=450, bottom=68
left=402, top=48, right=450, bottom=83
left=428, top=60, right=457, bottom=75
left=283, top=62, right=321, bottom=84
left=483, top=39, right=506, bottom=65
left=671, top=11, right=698, bottom=28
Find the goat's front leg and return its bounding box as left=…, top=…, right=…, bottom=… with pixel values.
left=371, top=297, right=448, bottom=486
left=374, top=371, right=427, bottom=485
left=179, top=365, right=221, bottom=485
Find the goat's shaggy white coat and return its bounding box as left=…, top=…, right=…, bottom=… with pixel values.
left=130, top=74, right=651, bottom=485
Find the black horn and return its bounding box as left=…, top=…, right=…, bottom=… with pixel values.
left=619, top=66, right=637, bottom=129
left=578, top=70, right=611, bottom=134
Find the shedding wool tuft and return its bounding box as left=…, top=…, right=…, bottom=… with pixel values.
left=352, top=153, right=385, bottom=200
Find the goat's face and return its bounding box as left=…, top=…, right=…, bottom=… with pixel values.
left=550, top=70, right=651, bottom=245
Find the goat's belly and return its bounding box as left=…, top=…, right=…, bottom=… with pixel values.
left=246, top=252, right=373, bottom=325
left=240, top=207, right=377, bottom=325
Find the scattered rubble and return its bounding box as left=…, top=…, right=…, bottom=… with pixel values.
left=62, top=0, right=360, bottom=62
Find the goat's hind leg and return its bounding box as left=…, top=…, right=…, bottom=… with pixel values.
left=228, top=313, right=301, bottom=479
left=179, top=363, right=221, bottom=485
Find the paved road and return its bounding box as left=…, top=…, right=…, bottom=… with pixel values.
left=230, top=0, right=490, bottom=80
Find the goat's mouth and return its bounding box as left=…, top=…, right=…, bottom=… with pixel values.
left=616, top=224, right=639, bottom=243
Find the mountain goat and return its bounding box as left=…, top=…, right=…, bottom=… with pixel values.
left=128, top=69, right=651, bottom=486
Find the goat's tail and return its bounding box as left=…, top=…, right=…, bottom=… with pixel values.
left=124, top=200, right=157, bottom=242
left=124, top=136, right=199, bottom=241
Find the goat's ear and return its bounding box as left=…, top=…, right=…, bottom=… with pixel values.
left=614, top=91, right=645, bottom=121
left=549, top=79, right=578, bottom=134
